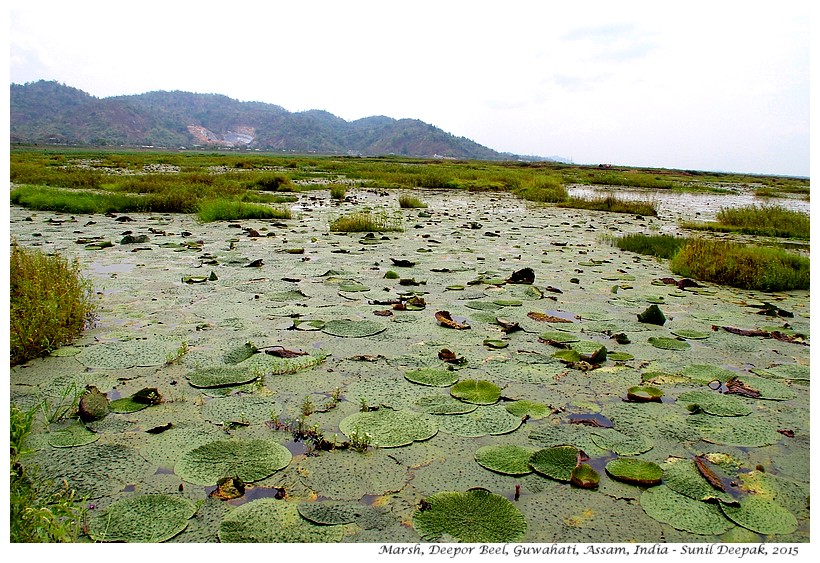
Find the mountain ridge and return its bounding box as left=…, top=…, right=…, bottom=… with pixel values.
left=10, top=80, right=547, bottom=160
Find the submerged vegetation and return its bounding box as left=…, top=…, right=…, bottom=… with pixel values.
left=10, top=242, right=96, bottom=366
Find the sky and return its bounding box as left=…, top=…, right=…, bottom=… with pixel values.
left=7, top=1, right=812, bottom=177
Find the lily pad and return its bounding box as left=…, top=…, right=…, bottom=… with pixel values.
left=201, top=395, right=281, bottom=425
left=679, top=364, right=737, bottom=384
left=605, top=458, right=663, bottom=486
left=590, top=430, right=654, bottom=455
left=322, top=319, right=386, bottom=337
left=662, top=458, right=737, bottom=504
left=687, top=413, right=782, bottom=447
left=297, top=501, right=391, bottom=528
left=223, top=342, right=258, bottom=364
left=719, top=496, right=798, bottom=536
left=437, top=404, right=524, bottom=437
left=670, top=329, right=711, bottom=340
left=414, top=394, right=478, bottom=415
left=465, top=300, right=504, bottom=311
left=504, top=400, right=550, bottom=420
left=339, top=408, right=438, bottom=448
left=640, top=485, right=735, bottom=535
left=474, top=444, right=538, bottom=475
left=412, top=489, right=527, bottom=543
left=88, top=494, right=197, bottom=543
left=648, top=337, right=691, bottom=351
left=218, top=498, right=345, bottom=542
left=626, top=386, right=664, bottom=402
left=450, top=379, right=501, bottom=405
left=569, top=340, right=607, bottom=363
left=404, top=368, right=459, bottom=387
left=751, top=363, right=810, bottom=383
left=607, top=352, right=634, bottom=361
left=570, top=463, right=600, bottom=489
left=186, top=366, right=259, bottom=388
left=292, top=319, right=326, bottom=331
left=46, top=421, right=100, bottom=448
left=529, top=445, right=580, bottom=482
left=174, top=439, right=292, bottom=485
left=538, top=331, right=580, bottom=344
left=678, top=390, right=753, bottom=417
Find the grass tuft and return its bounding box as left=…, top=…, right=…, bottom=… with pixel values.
left=558, top=194, right=657, bottom=216
left=196, top=199, right=293, bottom=222
left=614, top=233, right=686, bottom=259
left=10, top=242, right=97, bottom=366
left=329, top=210, right=403, bottom=232
left=398, top=193, right=428, bottom=208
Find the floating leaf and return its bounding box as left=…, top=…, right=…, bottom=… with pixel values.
left=435, top=310, right=470, bottom=329
left=688, top=413, right=783, bottom=447
left=414, top=394, right=478, bottom=415
left=412, top=489, right=527, bottom=543
left=201, top=395, right=280, bottom=425
left=719, top=496, right=798, bottom=535
left=450, top=379, right=501, bottom=405
left=404, top=368, right=459, bottom=387
left=297, top=500, right=391, bottom=528
left=605, top=458, right=663, bottom=486
left=637, top=304, right=666, bottom=326
left=570, top=463, right=600, bottom=489
left=174, top=439, right=292, bottom=485
left=88, top=494, right=197, bottom=543
left=529, top=445, right=580, bottom=482
left=339, top=408, right=438, bottom=448
left=47, top=421, right=100, bottom=448
left=538, top=331, right=580, bottom=345
left=186, top=366, right=258, bottom=388
left=607, top=352, right=634, bottom=361
left=474, top=445, right=538, bottom=475
left=483, top=339, right=508, bottom=349
left=219, top=498, right=345, bottom=542
left=670, top=329, right=711, bottom=340
left=678, top=390, right=753, bottom=417
left=648, top=337, right=690, bottom=351
left=322, top=319, right=386, bottom=337
left=569, top=340, right=607, bottom=363
left=223, top=342, right=258, bottom=364
left=591, top=430, right=653, bottom=455
left=640, top=485, right=734, bottom=535
left=437, top=404, right=523, bottom=437
left=627, top=386, right=664, bottom=402
left=292, top=319, right=326, bottom=331
left=504, top=400, right=550, bottom=419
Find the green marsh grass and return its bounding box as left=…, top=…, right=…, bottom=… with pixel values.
left=330, top=184, right=348, bottom=200
left=680, top=204, right=809, bottom=239
left=10, top=403, right=87, bottom=542
left=670, top=239, right=809, bottom=292
left=558, top=194, right=657, bottom=216
left=398, top=193, right=428, bottom=208
left=513, top=175, right=568, bottom=203
left=329, top=210, right=403, bottom=232
left=614, top=233, right=686, bottom=259
left=10, top=242, right=97, bottom=366
left=196, top=199, right=293, bottom=222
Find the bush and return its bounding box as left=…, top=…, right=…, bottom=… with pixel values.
left=670, top=239, right=809, bottom=292
left=330, top=185, right=348, bottom=200
left=10, top=242, right=96, bottom=366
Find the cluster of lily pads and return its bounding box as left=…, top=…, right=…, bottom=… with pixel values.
left=9, top=186, right=809, bottom=543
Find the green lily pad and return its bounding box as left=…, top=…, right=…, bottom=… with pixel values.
left=174, top=439, right=292, bottom=485
left=483, top=339, right=509, bottom=349
left=670, top=329, right=711, bottom=340
left=679, top=364, right=737, bottom=384
left=109, top=388, right=162, bottom=413
left=322, top=319, right=386, bottom=337
left=640, top=485, right=735, bottom=535
left=719, top=496, right=798, bottom=536
left=538, top=331, right=580, bottom=344
left=450, top=379, right=501, bottom=405
left=627, top=386, right=664, bottom=402
left=678, top=390, right=753, bottom=417
left=729, top=375, right=796, bottom=401
left=404, top=368, right=459, bottom=387
left=186, top=366, right=259, bottom=388
left=297, top=501, right=390, bottom=528
left=46, top=421, right=100, bottom=448
left=414, top=394, right=478, bottom=415
left=223, top=342, right=258, bottom=364
left=201, top=395, right=280, bottom=425
left=605, top=458, right=663, bottom=486
left=590, top=430, right=654, bottom=455
left=648, top=337, right=691, bottom=351
left=751, top=363, right=810, bottom=382
left=570, top=340, right=607, bottom=363
left=412, top=489, right=527, bottom=543
left=662, top=458, right=737, bottom=504
left=219, top=498, right=345, bottom=542
left=292, top=319, right=326, bottom=331
left=465, top=301, right=504, bottom=311
left=607, top=352, right=634, bottom=361
left=570, top=463, right=600, bottom=489
left=529, top=445, right=580, bottom=482
left=437, top=404, right=524, bottom=437
left=474, top=444, right=538, bottom=475
left=339, top=408, right=438, bottom=448
left=687, top=413, right=782, bottom=447
left=504, top=400, right=550, bottom=420
left=88, top=494, right=197, bottom=543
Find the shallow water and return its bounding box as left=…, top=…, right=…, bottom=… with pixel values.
left=9, top=187, right=810, bottom=543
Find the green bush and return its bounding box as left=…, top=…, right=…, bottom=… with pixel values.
left=10, top=242, right=96, bottom=366
left=330, top=184, right=348, bottom=200
left=196, top=199, right=293, bottom=222
left=398, top=193, right=428, bottom=208
left=670, top=239, right=809, bottom=292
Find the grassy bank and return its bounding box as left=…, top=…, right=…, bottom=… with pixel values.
left=680, top=204, right=810, bottom=239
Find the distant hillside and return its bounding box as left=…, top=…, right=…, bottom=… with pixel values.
left=10, top=80, right=515, bottom=160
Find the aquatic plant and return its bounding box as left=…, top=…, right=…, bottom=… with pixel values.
left=87, top=494, right=197, bottom=542
left=412, top=489, right=527, bottom=542
left=10, top=241, right=96, bottom=366
left=558, top=193, right=658, bottom=216
left=329, top=210, right=403, bottom=232
left=398, top=193, right=428, bottom=208
left=196, top=198, right=292, bottom=222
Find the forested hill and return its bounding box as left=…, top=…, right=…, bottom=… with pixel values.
left=10, top=80, right=515, bottom=159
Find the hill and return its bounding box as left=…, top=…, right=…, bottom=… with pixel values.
left=10, top=80, right=513, bottom=159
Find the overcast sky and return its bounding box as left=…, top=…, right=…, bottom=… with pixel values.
left=8, top=1, right=811, bottom=177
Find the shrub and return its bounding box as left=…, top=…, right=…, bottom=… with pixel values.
left=669, top=239, right=809, bottom=292
left=330, top=184, right=348, bottom=200
left=254, top=174, right=294, bottom=192
left=196, top=199, right=293, bottom=222
left=614, top=233, right=686, bottom=259
left=10, top=242, right=96, bottom=366
left=398, top=194, right=428, bottom=208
